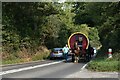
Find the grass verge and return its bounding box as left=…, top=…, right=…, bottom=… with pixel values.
left=2, top=58, right=30, bottom=65
left=2, top=52, right=50, bottom=65
left=87, top=52, right=119, bottom=72
left=2, top=46, right=50, bottom=65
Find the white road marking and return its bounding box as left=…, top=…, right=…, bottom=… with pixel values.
left=81, top=63, right=88, bottom=70
left=0, top=60, right=66, bottom=76
left=64, top=62, right=89, bottom=78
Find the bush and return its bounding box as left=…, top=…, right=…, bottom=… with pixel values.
left=2, top=46, right=50, bottom=65
left=87, top=57, right=119, bottom=72
left=32, top=51, right=50, bottom=61
left=2, top=58, right=24, bottom=64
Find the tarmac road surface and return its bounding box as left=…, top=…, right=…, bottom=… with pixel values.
left=1, top=59, right=86, bottom=78
left=1, top=59, right=118, bottom=80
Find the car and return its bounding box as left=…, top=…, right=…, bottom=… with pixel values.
left=50, top=48, right=64, bottom=59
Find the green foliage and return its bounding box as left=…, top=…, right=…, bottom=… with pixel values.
left=2, top=2, right=101, bottom=63
left=87, top=57, right=119, bottom=72
left=2, top=2, right=119, bottom=65
left=70, top=24, right=101, bottom=48
left=2, top=46, right=50, bottom=64
left=2, top=2, right=60, bottom=62
left=2, top=30, right=20, bottom=53
left=73, top=2, right=120, bottom=52
left=32, top=52, right=50, bottom=61
left=87, top=48, right=120, bottom=72
left=88, top=27, right=101, bottom=47
left=97, top=2, right=120, bottom=52
left=87, top=59, right=118, bottom=71
left=2, top=2, right=58, bottom=54
left=72, top=3, right=119, bottom=72
left=2, top=58, right=25, bottom=65
left=41, top=15, right=66, bottom=48
left=73, top=24, right=89, bottom=36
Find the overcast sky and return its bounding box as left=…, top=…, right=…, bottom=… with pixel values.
left=58, top=0, right=66, bottom=3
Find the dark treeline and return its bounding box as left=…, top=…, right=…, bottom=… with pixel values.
left=2, top=2, right=120, bottom=61
left=2, top=2, right=72, bottom=61
left=73, top=2, right=120, bottom=53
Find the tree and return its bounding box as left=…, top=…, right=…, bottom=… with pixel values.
left=2, top=2, right=58, bottom=54
left=73, top=2, right=120, bottom=52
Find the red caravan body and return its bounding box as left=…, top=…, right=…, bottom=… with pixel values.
left=68, top=32, right=89, bottom=51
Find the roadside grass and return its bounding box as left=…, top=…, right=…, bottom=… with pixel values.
left=32, top=51, right=50, bottom=61
left=2, top=52, right=50, bottom=65
left=2, top=58, right=27, bottom=65
left=2, top=46, right=50, bottom=65
left=87, top=52, right=119, bottom=72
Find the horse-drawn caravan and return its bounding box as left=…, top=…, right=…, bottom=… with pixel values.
left=68, top=32, right=91, bottom=62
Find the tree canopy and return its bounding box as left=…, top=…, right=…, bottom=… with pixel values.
left=2, top=2, right=120, bottom=60
left=73, top=2, right=120, bottom=52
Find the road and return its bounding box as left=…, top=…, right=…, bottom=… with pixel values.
left=1, top=59, right=87, bottom=78
left=1, top=59, right=119, bottom=80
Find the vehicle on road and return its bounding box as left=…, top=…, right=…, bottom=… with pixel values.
left=50, top=48, right=64, bottom=59
left=68, top=32, right=93, bottom=62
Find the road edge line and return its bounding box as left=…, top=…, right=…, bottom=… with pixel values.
left=81, top=63, right=88, bottom=70
left=0, top=60, right=65, bottom=76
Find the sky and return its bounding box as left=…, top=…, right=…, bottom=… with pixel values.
left=58, top=0, right=66, bottom=3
